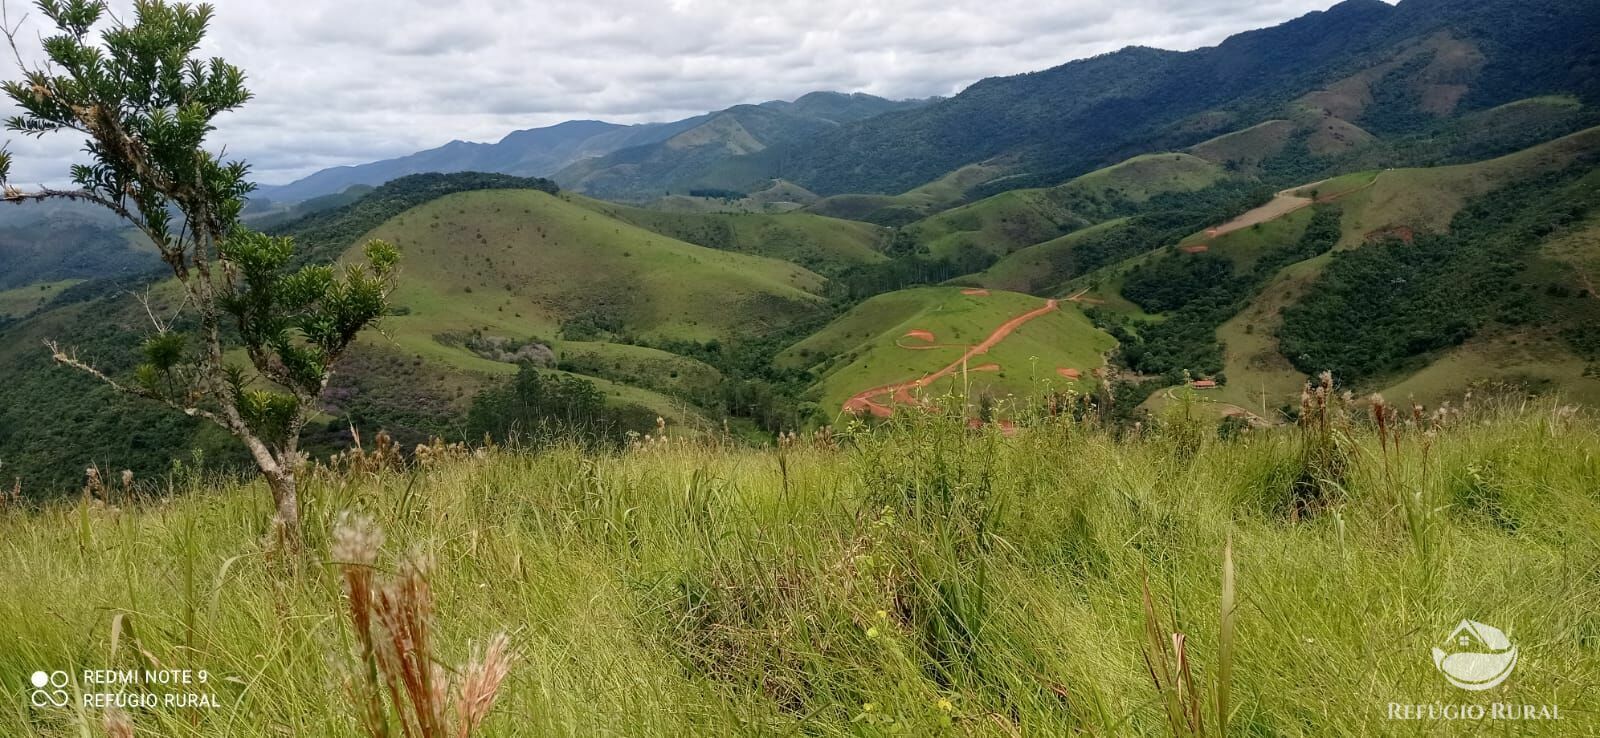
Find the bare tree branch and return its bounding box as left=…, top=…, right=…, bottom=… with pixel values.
left=43, top=339, right=230, bottom=429
left=1, top=186, right=142, bottom=223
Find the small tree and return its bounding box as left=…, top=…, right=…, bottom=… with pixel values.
left=0, top=0, right=398, bottom=545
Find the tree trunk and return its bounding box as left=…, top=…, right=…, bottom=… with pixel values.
left=266, top=467, right=301, bottom=547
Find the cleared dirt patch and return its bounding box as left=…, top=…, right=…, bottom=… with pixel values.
left=1056, top=367, right=1081, bottom=379
left=961, top=288, right=991, bottom=296
left=1208, top=175, right=1380, bottom=239
left=1180, top=244, right=1210, bottom=253
left=903, top=329, right=936, bottom=342
left=1364, top=226, right=1415, bottom=244
left=970, top=363, right=1001, bottom=372
left=843, top=299, right=1060, bottom=416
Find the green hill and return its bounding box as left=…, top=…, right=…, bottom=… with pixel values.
left=360, top=188, right=829, bottom=349
left=1189, top=120, right=1297, bottom=171
left=0, top=279, right=81, bottom=319
left=905, top=153, right=1228, bottom=260
left=806, top=162, right=1016, bottom=225
left=1058, top=126, right=1600, bottom=417
left=565, top=194, right=889, bottom=275
left=0, top=182, right=835, bottom=491
left=779, top=286, right=1115, bottom=418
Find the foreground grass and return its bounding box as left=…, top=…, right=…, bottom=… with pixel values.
left=2, top=398, right=1598, bottom=735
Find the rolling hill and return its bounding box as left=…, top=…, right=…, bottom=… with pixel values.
left=0, top=179, right=835, bottom=490
left=565, top=194, right=890, bottom=275
left=1054, top=126, right=1600, bottom=417
left=778, top=286, right=1115, bottom=419
left=363, top=188, right=828, bottom=347
left=904, top=153, right=1231, bottom=260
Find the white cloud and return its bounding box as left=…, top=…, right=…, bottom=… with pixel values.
left=0, top=0, right=1341, bottom=186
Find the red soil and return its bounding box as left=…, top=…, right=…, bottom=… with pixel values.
left=903, top=329, right=936, bottom=342
left=1363, top=226, right=1415, bottom=244
left=1056, top=367, right=1081, bottom=380
left=970, top=363, right=1001, bottom=372
left=961, top=288, right=990, bottom=296
left=843, top=299, right=1061, bottom=416
left=1180, top=244, right=1210, bottom=254
left=966, top=418, right=1020, bottom=437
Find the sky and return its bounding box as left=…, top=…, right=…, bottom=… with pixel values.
left=0, top=0, right=1346, bottom=186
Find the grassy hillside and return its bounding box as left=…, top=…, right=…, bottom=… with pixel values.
left=360, top=188, right=828, bottom=347
left=806, top=162, right=1016, bottom=225
left=780, top=286, right=1115, bottom=418
left=1326, top=126, right=1600, bottom=247
left=0, top=279, right=81, bottom=319
left=1227, top=128, right=1600, bottom=404
left=646, top=180, right=820, bottom=214
left=566, top=195, right=888, bottom=275
left=1066, top=126, right=1600, bottom=418
left=0, top=181, right=831, bottom=491
left=1188, top=120, right=1296, bottom=170
left=906, top=153, right=1227, bottom=260
left=2, top=398, right=1596, bottom=736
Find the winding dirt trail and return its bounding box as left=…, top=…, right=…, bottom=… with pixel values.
left=1206, top=175, right=1381, bottom=239
left=843, top=299, right=1059, bottom=416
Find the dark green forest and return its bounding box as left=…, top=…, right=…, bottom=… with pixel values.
left=1279, top=164, right=1600, bottom=381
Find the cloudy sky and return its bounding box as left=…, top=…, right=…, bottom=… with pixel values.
left=0, top=0, right=1345, bottom=186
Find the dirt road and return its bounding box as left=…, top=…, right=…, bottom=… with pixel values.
left=843, top=299, right=1059, bottom=416
left=1206, top=175, right=1379, bottom=239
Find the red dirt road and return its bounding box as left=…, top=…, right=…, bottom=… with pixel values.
left=843, top=299, right=1059, bottom=416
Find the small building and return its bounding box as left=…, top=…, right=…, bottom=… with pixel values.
left=1192, top=379, right=1218, bottom=390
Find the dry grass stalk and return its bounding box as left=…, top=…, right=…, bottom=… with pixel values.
left=332, top=513, right=516, bottom=738
left=1216, top=536, right=1236, bottom=736
left=103, top=706, right=134, bottom=737
left=1141, top=572, right=1202, bottom=737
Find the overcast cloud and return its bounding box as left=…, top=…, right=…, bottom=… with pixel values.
left=0, top=0, right=1344, bottom=186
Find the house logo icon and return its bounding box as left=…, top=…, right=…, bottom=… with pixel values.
left=1431, top=620, right=1518, bottom=691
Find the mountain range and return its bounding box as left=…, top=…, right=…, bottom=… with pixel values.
left=4, top=0, right=1600, bottom=494
left=261, top=0, right=1599, bottom=208
left=256, top=92, right=930, bottom=204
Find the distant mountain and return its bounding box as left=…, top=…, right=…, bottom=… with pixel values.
left=552, top=92, right=930, bottom=200
left=722, top=0, right=1600, bottom=196
left=253, top=119, right=675, bottom=203
left=255, top=92, right=928, bottom=204
left=0, top=201, right=155, bottom=290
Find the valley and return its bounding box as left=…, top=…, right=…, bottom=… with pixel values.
left=1, top=0, right=1597, bottom=496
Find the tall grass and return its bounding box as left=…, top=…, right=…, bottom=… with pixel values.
left=0, top=395, right=1597, bottom=735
